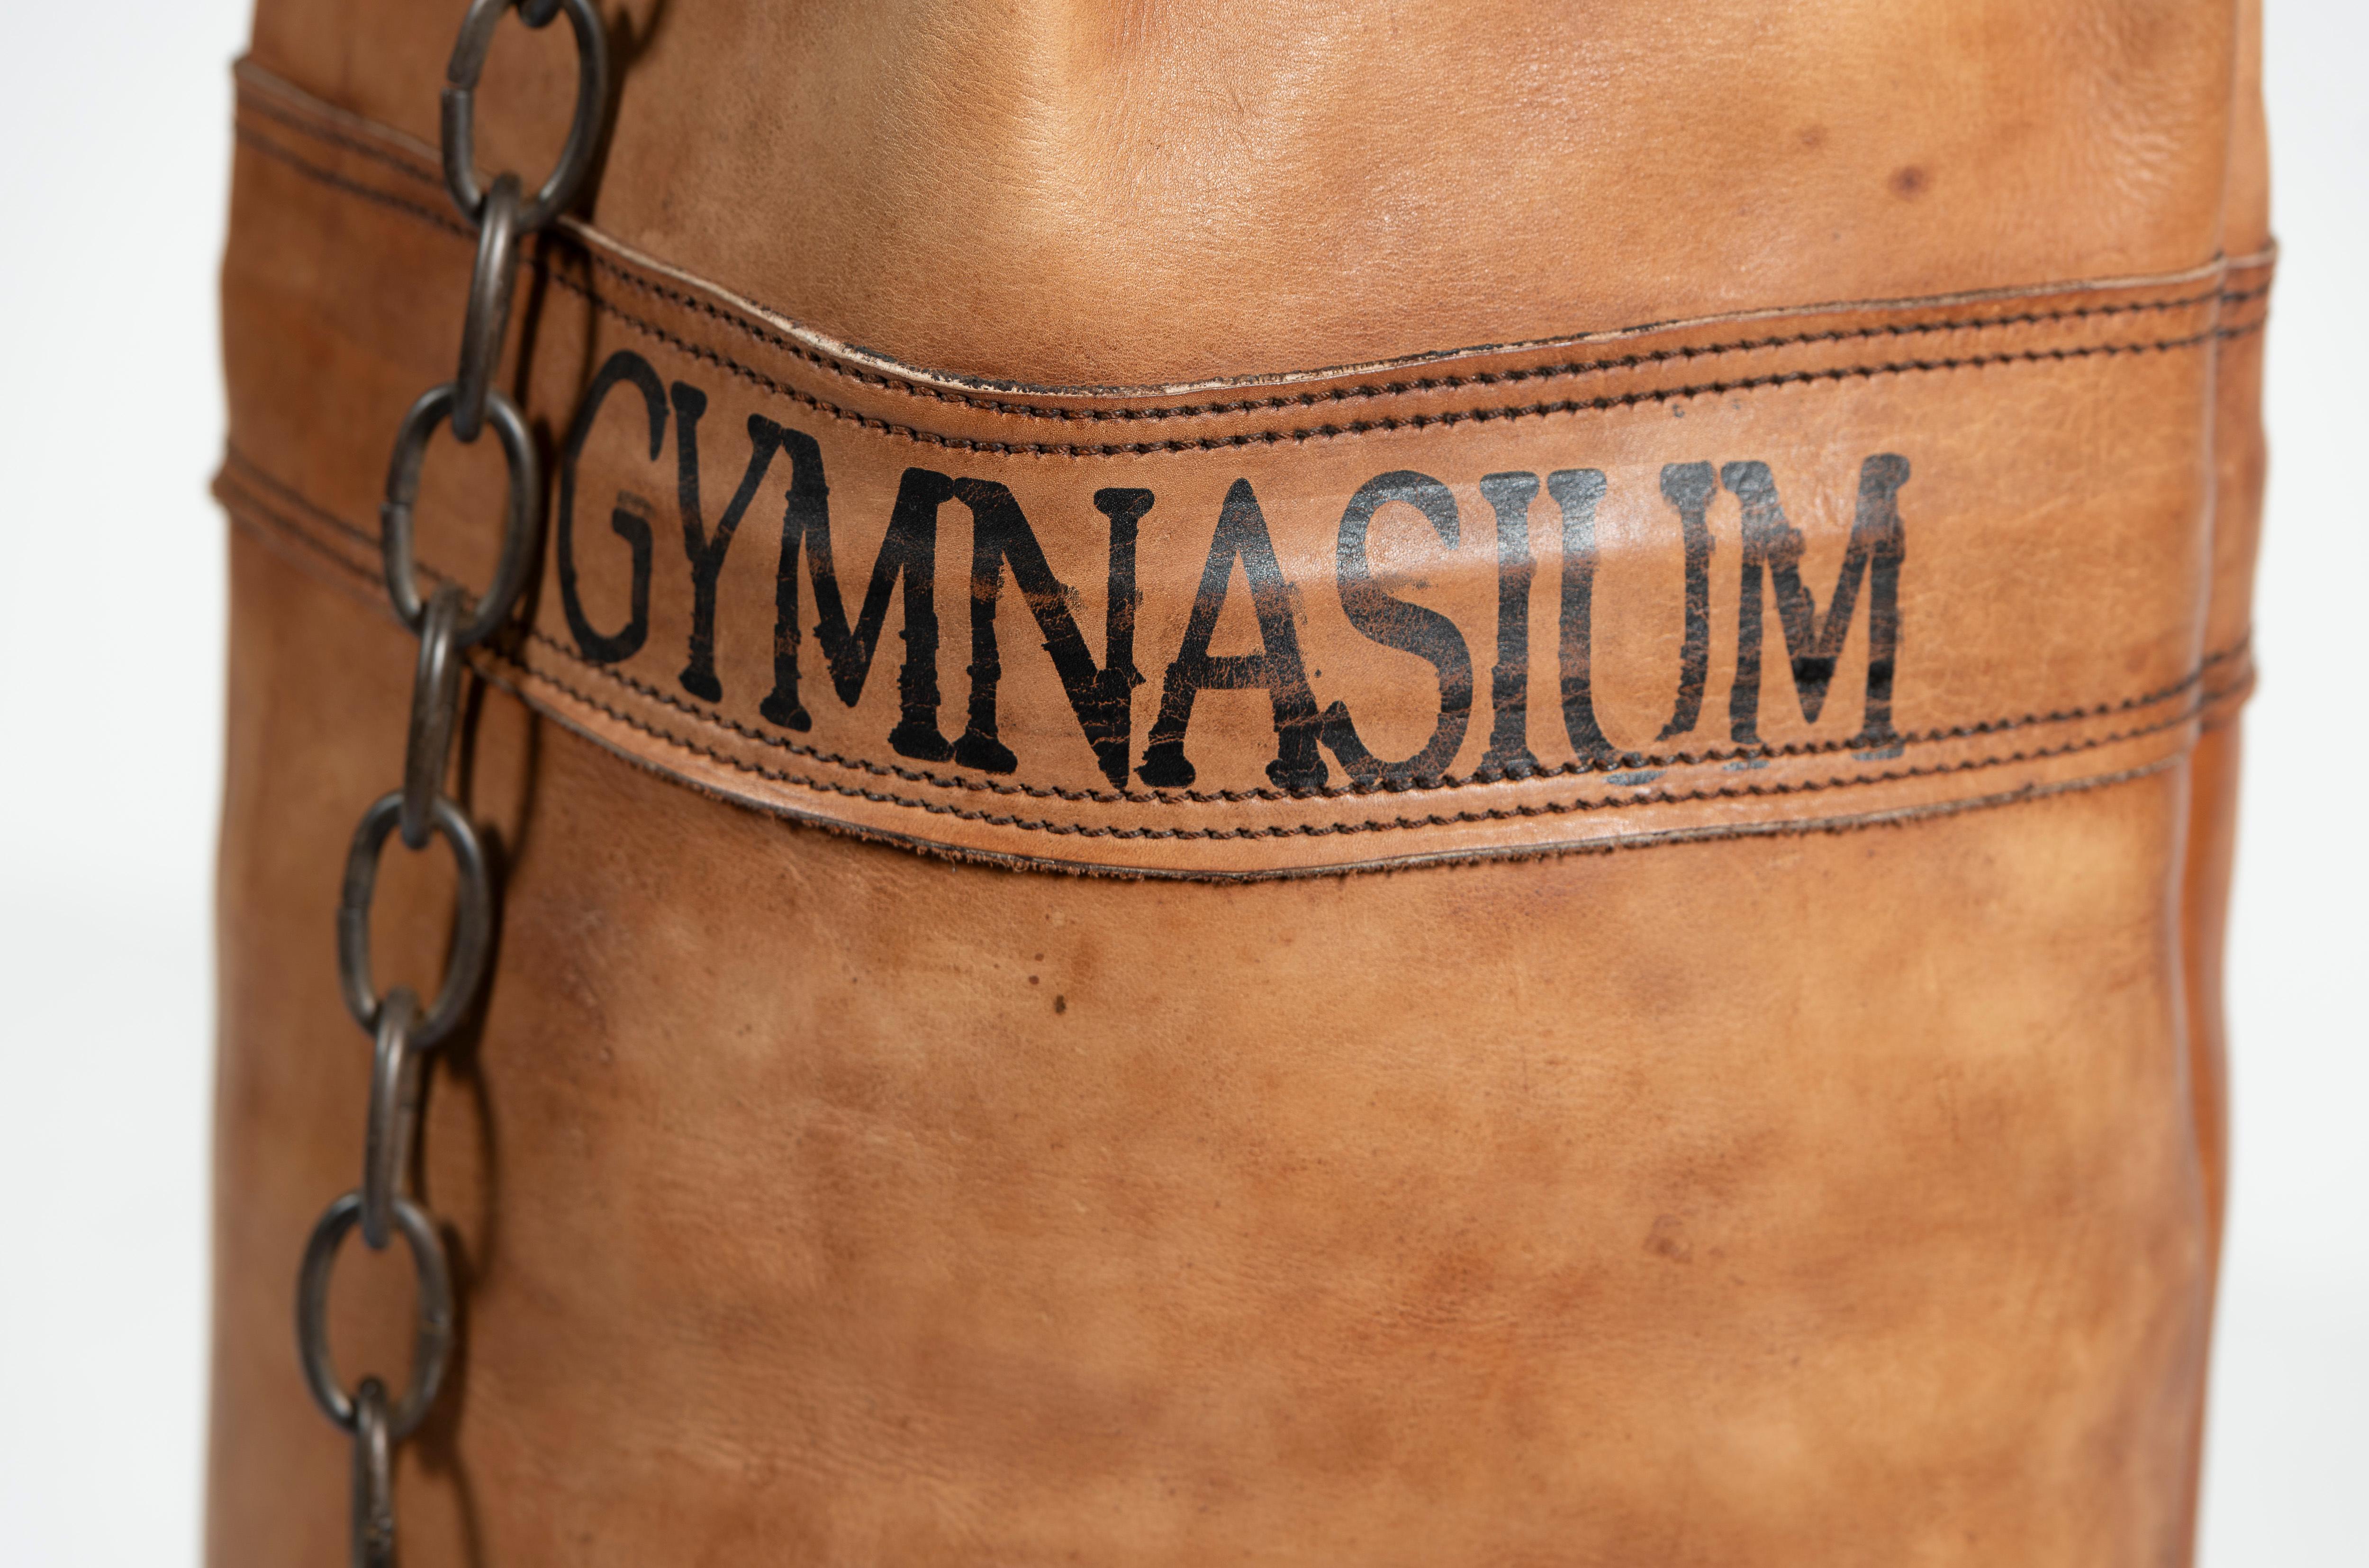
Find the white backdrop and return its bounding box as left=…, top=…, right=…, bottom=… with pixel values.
left=0, top=4, right=2359, bottom=1561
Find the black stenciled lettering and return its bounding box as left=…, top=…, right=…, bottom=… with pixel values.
left=1476, top=472, right=1543, bottom=777
left=1657, top=462, right=1718, bottom=740
left=1724, top=454, right=1911, bottom=746
left=1138, top=479, right=1328, bottom=791
left=1543, top=467, right=1616, bottom=766
left=951, top=481, right=1149, bottom=788
left=668, top=383, right=786, bottom=702
left=760, top=454, right=954, bottom=763
left=1320, top=471, right=1474, bottom=787
left=752, top=423, right=831, bottom=728
left=557, top=349, right=664, bottom=664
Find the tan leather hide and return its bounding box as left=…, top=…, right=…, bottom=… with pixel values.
left=208, top=0, right=2271, bottom=1560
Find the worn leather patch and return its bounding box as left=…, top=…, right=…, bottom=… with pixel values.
left=219, top=67, right=2264, bottom=879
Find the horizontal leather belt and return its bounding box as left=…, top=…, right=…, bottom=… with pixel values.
left=219, top=64, right=2267, bottom=879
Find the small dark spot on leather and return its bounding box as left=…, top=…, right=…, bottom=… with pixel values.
left=1029, top=974, right=1040, bottom=985
left=1645, top=1214, right=1692, bottom=1263
left=1054, top=995, right=1067, bottom=1014
left=1891, top=164, right=1930, bottom=198
left=1798, top=124, right=1827, bottom=149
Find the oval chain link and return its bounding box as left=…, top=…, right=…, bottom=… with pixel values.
left=293, top=4, right=613, bottom=1562
left=379, top=382, right=540, bottom=647
left=297, top=1192, right=455, bottom=1437
left=337, top=790, right=493, bottom=1048
left=400, top=586, right=468, bottom=852
left=351, top=1380, right=397, bottom=1568
left=452, top=172, right=523, bottom=443
left=362, top=987, right=425, bottom=1251
left=442, top=0, right=609, bottom=231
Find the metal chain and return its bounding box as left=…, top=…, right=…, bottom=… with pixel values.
left=292, top=4, right=610, bottom=1562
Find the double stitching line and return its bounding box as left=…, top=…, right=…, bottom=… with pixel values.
left=556, top=266, right=2260, bottom=426
left=491, top=663, right=2220, bottom=843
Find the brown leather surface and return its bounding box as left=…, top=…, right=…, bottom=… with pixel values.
left=208, top=0, right=2271, bottom=1561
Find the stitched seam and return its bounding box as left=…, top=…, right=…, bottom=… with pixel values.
left=558, top=288, right=2251, bottom=456
left=235, top=116, right=2250, bottom=448
left=561, top=250, right=2229, bottom=422
left=218, top=472, right=383, bottom=592
left=488, top=645, right=2212, bottom=840
left=216, top=455, right=2248, bottom=811
left=236, top=125, right=472, bottom=239
left=524, top=254, right=2238, bottom=457
left=238, top=93, right=441, bottom=188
